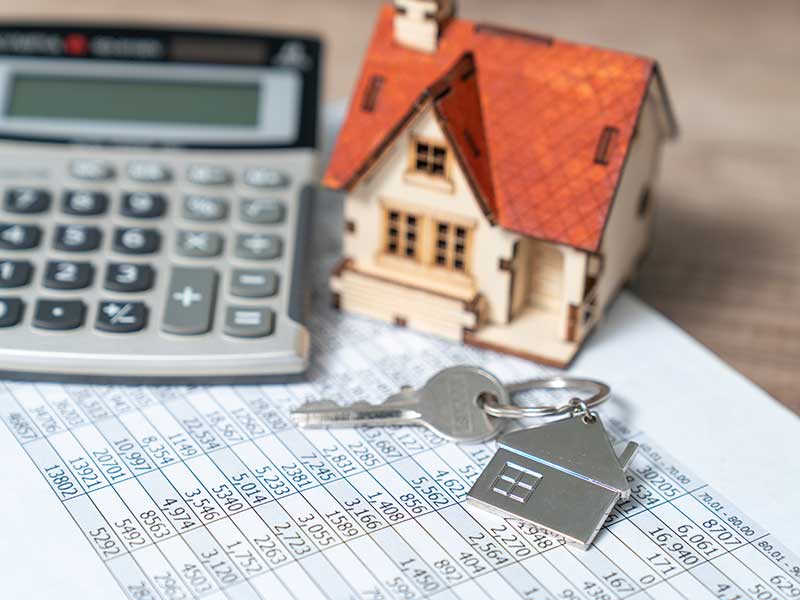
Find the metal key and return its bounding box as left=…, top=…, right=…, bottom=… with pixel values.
left=291, top=366, right=510, bottom=444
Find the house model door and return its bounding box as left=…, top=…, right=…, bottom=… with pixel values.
left=527, top=241, right=565, bottom=313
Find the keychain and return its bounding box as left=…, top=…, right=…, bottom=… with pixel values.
left=467, top=377, right=637, bottom=550
left=291, top=365, right=638, bottom=549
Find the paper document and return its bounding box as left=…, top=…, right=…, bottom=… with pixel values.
left=1, top=311, right=799, bottom=600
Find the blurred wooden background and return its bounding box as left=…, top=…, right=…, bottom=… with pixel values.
left=1, top=0, right=798, bottom=413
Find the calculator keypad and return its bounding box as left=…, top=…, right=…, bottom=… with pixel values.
left=0, top=152, right=308, bottom=379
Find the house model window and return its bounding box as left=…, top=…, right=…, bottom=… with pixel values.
left=414, top=138, right=448, bottom=178
left=386, top=209, right=419, bottom=260
left=385, top=209, right=472, bottom=273
left=435, top=222, right=468, bottom=271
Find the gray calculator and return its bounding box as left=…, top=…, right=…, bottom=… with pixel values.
left=0, top=24, right=322, bottom=382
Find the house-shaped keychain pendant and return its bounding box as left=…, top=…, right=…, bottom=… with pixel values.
left=467, top=415, right=638, bottom=549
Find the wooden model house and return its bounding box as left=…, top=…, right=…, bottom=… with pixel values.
left=324, top=1, right=678, bottom=366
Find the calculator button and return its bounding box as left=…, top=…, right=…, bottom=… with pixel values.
left=4, top=188, right=51, bottom=214
left=187, top=165, right=232, bottom=186
left=0, top=298, right=23, bottom=328
left=44, top=261, right=94, bottom=290
left=0, top=260, right=33, bottom=288
left=183, top=195, right=229, bottom=222
left=224, top=306, right=275, bottom=338
left=0, top=224, right=41, bottom=250
left=54, top=225, right=102, bottom=252
left=70, top=159, right=115, bottom=181
left=121, top=192, right=167, bottom=219
left=241, top=198, right=285, bottom=224
left=163, top=267, right=218, bottom=336
left=127, top=161, right=172, bottom=183
left=243, top=168, right=290, bottom=189
left=230, top=269, right=278, bottom=298
left=105, top=263, right=155, bottom=293
left=113, top=228, right=160, bottom=255
left=33, top=299, right=85, bottom=330
left=96, top=301, right=148, bottom=334
left=176, top=231, right=224, bottom=258
left=63, top=191, right=109, bottom=216
left=235, top=234, right=282, bottom=260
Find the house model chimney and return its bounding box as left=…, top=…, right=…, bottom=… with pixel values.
left=394, top=0, right=456, bottom=53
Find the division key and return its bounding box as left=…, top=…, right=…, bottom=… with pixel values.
left=162, top=267, right=218, bottom=336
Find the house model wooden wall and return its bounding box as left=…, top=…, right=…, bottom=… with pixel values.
left=324, top=2, right=678, bottom=367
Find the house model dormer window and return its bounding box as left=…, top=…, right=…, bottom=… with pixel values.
left=413, top=138, right=448, bottom=178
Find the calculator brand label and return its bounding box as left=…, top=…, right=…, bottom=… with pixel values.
left=0, top=31, right=164, bottom=60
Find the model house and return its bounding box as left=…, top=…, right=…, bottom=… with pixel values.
left=324, top=1, right=677, bottom=366
left=467, top=417, right=639, bottom=548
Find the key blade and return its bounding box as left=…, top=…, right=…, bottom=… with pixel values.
left=291, top=395, right=421, bottom=429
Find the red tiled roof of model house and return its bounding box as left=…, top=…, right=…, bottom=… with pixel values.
left=324, top=5, right=676, bottom=251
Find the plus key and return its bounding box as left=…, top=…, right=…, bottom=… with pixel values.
left=162, top=267, right=218, bottom=335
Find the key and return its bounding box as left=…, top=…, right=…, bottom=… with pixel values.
left=44, top=261, right=94, bottom=290
left=183, top=195, right=228, bottom=221
left=176, top=230, right=224, bottom=258
left=162, top=266, right=218, bottom=335
left=235, top=233, right=282, bottom=260
left=63, top=191, right=109, bottom=216
left=33, top=299, right=86, bottom=331
left=241, top=198, right=285, bottom=224
left=0, top=223, right=41, bottom=250
left=5, top=188, right=51, bottom=214
left=113, top=227, right=161, bottom=254
left=0, top=297, right=24, bottom=328
left=54, top=224, right=102, bottom=252
left=291, top=366, right=510, bottom=444
left=121, top=192, right=167, bottom=219
left=96, top=301, right=148, bottom=334
left=105, top=263, right=155, bottom=293
left=0, top=260, right=33, bottom=288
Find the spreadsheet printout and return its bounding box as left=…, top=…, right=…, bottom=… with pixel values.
left=1, top=305, right=799, bottom=600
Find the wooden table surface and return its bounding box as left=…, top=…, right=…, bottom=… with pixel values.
left=2, top=0, right=798, bottom=413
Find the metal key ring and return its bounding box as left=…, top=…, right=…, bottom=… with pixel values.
left=481, top=377, right=610, bottom=420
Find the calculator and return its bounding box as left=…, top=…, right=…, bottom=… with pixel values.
left=0, top=24, right=322, bottom=382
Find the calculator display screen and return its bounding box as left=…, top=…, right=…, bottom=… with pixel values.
left=6, top=74, right=260, bottom=127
